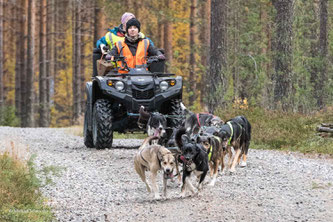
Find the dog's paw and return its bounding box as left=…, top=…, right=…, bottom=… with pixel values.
left=179, top=192, right=186, bottom=198
left=190, top=191, right=200, bottom=198
left=154, top=194, right=161, bottom=200
left=239, top=161, right=247, bottom=167
left=229, top=168, right=236, bottom=173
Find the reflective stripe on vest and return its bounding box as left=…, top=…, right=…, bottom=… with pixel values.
left=105, top=31, right=146, bottom=49
left=105, top=32, right=124, bottom=49
left=115, top=39, right=150, bottom=73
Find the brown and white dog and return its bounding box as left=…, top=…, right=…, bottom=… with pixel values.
left=134, top=136, right=177, bottom=199
left=197, top=126, right=232, bottom=186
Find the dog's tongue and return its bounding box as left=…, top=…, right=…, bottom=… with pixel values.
left=164, top=172, right=174, bottom=179
left=154, top=130, right=160, bottom=137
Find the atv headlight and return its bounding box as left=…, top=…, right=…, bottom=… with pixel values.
left=160, top=81, right=168, bottom=91
left=115, top=81, right=124, bottom=91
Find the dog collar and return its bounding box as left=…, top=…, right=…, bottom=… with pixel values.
left=227, top=121, right=233, bottom=145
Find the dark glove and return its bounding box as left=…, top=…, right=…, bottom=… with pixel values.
left=157, top=54, right=166, bottom=61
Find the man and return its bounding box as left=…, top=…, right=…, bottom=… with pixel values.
left=110, top=18, right=165, bottom=73
left=93, top=12, right=155, bottom=76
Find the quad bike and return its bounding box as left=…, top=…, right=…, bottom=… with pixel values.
left=84, top=51, right=184, bottom=149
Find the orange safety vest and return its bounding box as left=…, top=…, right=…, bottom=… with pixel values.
left=115, top=39, right=150, bottom=73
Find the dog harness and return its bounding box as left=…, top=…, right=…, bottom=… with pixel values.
left=139, top=149, right=149, bottom=165
left=227, top=121, right=234, bottom=145
left=196, top=113, right=201, bottom=127
left=207, top=136, right=222, bottom=161
left=207, top=145, right=212, bottom=161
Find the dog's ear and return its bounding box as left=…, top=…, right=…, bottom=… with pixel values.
left=175, top=127, right=186, bottom=148
left=208, top=137, right=213, bottom=145
left=157, top=149, right=164, bottom=162
left=181, top=134, right=190, bottom=145
left=196, top=135, right=202, bottom=143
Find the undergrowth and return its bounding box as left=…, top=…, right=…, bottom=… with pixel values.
left=0, top=151, right=56, bottom=221
left=215, top=106, right=333, bottom=155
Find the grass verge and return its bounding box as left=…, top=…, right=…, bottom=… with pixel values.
left=0, top=152, right=55, bottom=221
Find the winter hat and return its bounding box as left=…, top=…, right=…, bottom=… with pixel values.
left=121, top=12, right=135, bottom=27
left=126, top=18, right=141, bottom=33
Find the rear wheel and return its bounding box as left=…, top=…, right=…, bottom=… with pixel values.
left=83, top=107, right=94, bottom=148
left=92, top=99, right=113, bottom=149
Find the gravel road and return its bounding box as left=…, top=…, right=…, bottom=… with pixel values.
left=1, top=126, right=332, bottom=222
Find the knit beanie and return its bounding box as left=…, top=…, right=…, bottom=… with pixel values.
left=126, top=18, right=141, bottom=33
left=121, top=12, right=135, bottom=26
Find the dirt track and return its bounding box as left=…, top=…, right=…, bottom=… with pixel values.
left=0, top=127, right=332, bottom=221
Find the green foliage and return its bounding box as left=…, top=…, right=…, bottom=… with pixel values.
left=215, top=106, right=333, bottom=154
left=0, top=153, right=55, bottom=221
left=0, top=106, right=20, bottom=127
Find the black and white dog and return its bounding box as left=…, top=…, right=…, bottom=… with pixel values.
left=176, top=128, right=209, bottom=197
left=137, top=106, right=167, bottom=141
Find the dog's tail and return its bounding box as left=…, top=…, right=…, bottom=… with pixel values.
left=139, top=135, right=159, bottom=150
left=180, top=102, right=193, bottom=116
left=175, top=127, right=187, bottom=149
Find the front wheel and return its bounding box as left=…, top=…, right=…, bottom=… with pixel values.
left=92, top=99, right=113, bottom=149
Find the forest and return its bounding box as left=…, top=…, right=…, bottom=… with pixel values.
left=0, top=0, right=332, bottom=127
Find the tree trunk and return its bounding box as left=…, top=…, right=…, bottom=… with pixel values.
left=93, top=1, right=106, bottom=46
left=39, top=0, right=48, bottom=127
left=15, top=1, right=26, bottom=120
left=317, top=0, right=328, bottom=109
left=188, top=0, right=197, bottom=107
left=46, top=0, right=52, bottom=124
left=72, top=0, right=81, bottom=124
left=163, top=0, right=173, bottom=72
left=20, top=0, right=28, bottom=126
left=272, top=0, right=294, bottom=111
left=198, top=0, right=210, bottom=107
left=0, top=0, right=4, bottom=122
left=232, top=0, right=240, bottom=100
left=208, top=0, right=228, bottom=113
left=25, top=0, right=36, bottom=127
left=260, top=1, right=272, bottom=108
